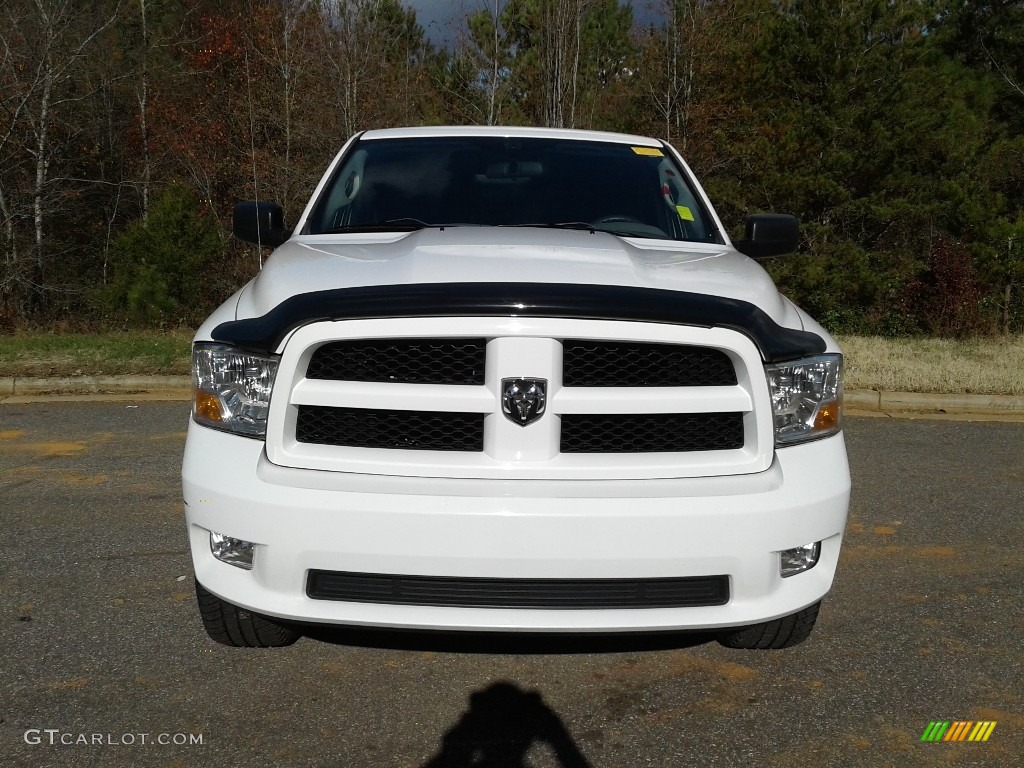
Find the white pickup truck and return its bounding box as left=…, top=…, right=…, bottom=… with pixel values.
left=182, top=126, right=850, bottom=649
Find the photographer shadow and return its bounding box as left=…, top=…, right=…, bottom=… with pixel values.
left=421, top=681, right=591, bottom=768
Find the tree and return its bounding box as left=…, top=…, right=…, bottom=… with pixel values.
left=318, top=0, right=430, bottom=138
left=0, top=0, right=119, bottom=320
left=465, top=0, right=515, bottom=125
left=633, top=1, right=747, bottom=169
left=103, top=183, right=224, bottom=325
left=931, top=1, right=1024, bottom=332
left=501, top=0, right=634, bottom=128
left=694, top=0, right=1007, bottom=334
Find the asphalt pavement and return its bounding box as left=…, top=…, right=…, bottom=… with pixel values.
left=1, top=402, right=1021, bottom=767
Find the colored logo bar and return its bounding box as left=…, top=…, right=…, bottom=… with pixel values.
left=920, top=721, right=996, bottom=742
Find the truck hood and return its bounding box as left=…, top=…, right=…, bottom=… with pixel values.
left=235, top=227, right=800, bottom=328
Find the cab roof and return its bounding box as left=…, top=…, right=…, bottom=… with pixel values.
left=358, top=125, right=664, bottom=148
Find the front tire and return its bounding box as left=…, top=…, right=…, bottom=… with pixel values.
left=195, top=581, right=301, bottom=647
left=717, top=601, right=821, bottom=650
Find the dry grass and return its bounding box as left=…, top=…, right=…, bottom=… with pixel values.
left=0, top=330, right=193, bottom=377
left=838, top=335, right=1024, bottom=395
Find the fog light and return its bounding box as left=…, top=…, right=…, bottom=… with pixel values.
left=210, top=531, right=255, bottom=570
left=780, top=542, right=820, bottom=577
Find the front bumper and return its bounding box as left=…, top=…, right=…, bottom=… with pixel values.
left=182, top=421, right=850, bottom=633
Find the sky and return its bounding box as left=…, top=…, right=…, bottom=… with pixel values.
left=403, top=0, right=664, bottom=47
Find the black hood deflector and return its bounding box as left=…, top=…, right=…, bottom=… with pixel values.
left=211, top=282, right=825, bottom=362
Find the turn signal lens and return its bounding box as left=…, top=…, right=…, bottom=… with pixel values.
left=813, top=400, right=842, bottom=431
left=193, top=389, right=224, bottom=423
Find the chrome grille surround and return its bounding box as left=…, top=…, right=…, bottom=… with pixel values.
left=266, top=317, right=774, bottom=480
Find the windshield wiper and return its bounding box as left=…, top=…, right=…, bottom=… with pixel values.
left=506, top=221, right=676, bottom=240
left=503, top=222, right=598, bottom=233
left=323, top=218, right=436, bottom=234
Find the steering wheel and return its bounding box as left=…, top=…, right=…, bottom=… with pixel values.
left=594, top=214, right=644, bottom=225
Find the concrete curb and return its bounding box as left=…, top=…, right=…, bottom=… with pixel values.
left=2, top=377, right=1023, bottom=415
left=844, top=389, right=1024, bottom=414
left=1, top=375, right=190, bottom=398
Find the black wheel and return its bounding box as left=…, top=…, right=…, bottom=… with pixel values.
left=717, top=601, right=821, bottom=650
left=195, top=581, right=300, bottom=647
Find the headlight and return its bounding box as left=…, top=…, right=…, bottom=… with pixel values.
left=765, top=354, right=843, bottom=446
left=192, top=342, right=279, bottom=438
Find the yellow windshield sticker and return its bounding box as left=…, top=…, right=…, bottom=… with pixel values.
left=631, top=146, right=664, bottom=157
left=676, top=205, right=695, bottom=221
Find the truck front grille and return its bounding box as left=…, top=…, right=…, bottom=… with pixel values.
left=562, top=341, right=736, bottom=387
left=306, top=570, right=730, bottom=608
left=560, top=412, right=744, bottom=453
left=307, top=338, right=486, bottom=384
left=296, top=406, right=484, bottom=451
left=272, top=319, right=770, bottom=479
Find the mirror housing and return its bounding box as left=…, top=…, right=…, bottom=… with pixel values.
left=233, top=201, right=290, bottom=247
left=734, top=214, right=799, bottom=259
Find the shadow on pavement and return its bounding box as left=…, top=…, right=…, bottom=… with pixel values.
left=299, top=625, right=717, bottom=654
left=420, top=681, right=591, bottom=768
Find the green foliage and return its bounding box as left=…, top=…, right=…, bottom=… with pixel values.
left=0, top=330, right=193, bottom=376
left=671, top=0, right=1024, bottom=336
left=102, top=184, right=225, bottom=327
left=500, top=0, right=634, bottom=127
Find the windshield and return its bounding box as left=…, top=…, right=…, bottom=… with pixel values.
left=306, top=136, right=719, bottom=242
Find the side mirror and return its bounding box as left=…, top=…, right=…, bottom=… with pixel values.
left=233, top=201, right=290, bottom=247
left=734, top=214, right=799, bottom=258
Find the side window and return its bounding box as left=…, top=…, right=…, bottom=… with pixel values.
left=658, top=160, right=707, bottom=241
left=319, top=149, right=367, bottom=230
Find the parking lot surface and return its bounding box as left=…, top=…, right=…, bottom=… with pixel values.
left=1, top=403, right=1021, bottom=767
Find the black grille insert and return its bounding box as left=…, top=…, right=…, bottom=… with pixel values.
left=563, top=341, right=736, bottom=387
left=307, top=570, right=730, bottom=609
left=296, top=406, right=484, bottom=451
left=560, top=412, right=744, bottom=453
left=307, top=338, right=485, bottom=384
